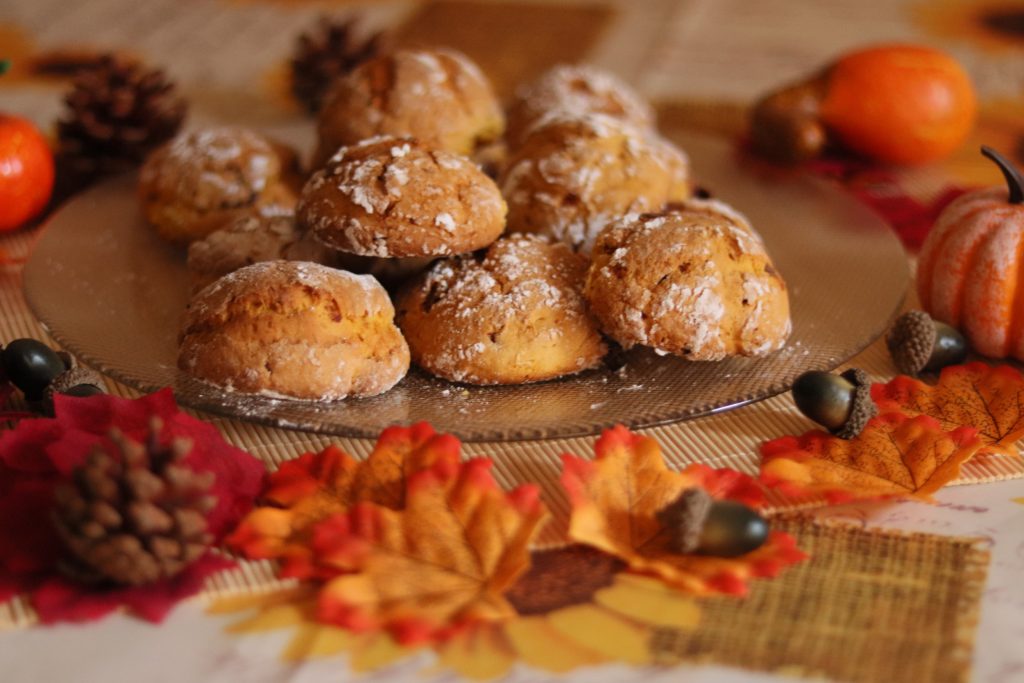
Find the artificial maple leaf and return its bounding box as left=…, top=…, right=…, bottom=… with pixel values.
left=227, top=422, right=461, bottom=579
left=760, top=412, right=982, bottom=503
left=314, top=458, right=549, bottom=646
left=560, top=425, right=806, bottom=596
left=873, top=362, right=1024, bottom=457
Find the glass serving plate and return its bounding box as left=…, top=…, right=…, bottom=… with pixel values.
left=23, top=131, right=909, bottom=440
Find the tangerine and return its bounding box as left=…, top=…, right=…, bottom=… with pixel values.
left=0, top=114, right=55, bottom=231
left=819, top=45, right=976, bottom=165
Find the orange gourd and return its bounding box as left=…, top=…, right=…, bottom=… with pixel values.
left=820, top=45, right=976, bottom=165
left=917, top=147, right=1024, bottom=359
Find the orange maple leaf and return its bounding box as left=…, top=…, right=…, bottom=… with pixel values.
left=560, top=425, right=807, bottom=596
left=314, top=458, right=549, bottom=646
left=873, top=362, right=1024, bottom=458
left=227, top=422, right=461, bottom=579
left=760, top=412, right=982, bottom=503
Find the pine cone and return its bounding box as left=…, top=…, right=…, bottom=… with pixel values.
left=291, top=16, right=385, bottom=114
left=56, top=54, right=187, bottom=180
left=52, top=419, right=217, bottom=586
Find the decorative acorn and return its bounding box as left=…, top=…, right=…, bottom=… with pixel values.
left=657, top=488, right=769, bottom=558
left=750, top=75, right=829, bottom=163
left=1, top=339, right=107, bottom=410
left=886, top=310, right=967, bottom=375
left=791, top=368, right=877, bottom=439
left=52, top=419, right=217, bottom=585
left=1, top=339, right=68, bottom=400
left=290, top=15, right=385, bottom=114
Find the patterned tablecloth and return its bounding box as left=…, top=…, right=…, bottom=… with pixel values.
left=2, top=1, right=1024, bottom=682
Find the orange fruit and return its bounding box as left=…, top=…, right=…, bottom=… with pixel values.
left=819, top=44, right=976, bottom=165
left=0, top=114, right=55, bottom=232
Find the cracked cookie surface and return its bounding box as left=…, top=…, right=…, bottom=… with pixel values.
left=179, top=260, right=409, bottom=400
left=500, top=113, right=690, bottom=253
left=313, top=48, right=504, bottom=167
left=396, top=234, right=606, bottom=385
left=584, top=200, right=791, bottom=360
left=298, top=136, right=506, bottom=258
left=138, top=127, right=298, bottom=244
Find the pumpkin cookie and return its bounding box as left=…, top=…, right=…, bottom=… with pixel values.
left=585, top=200, right=790, bottom=359
left=506, top=64, right=654, bottom=149
left=500, top=113, right=690, bottom=252
left=139, top=127, right=299, bottom=244
left=313, top=48, right=504, bottom=167
left=178, top=261, right=409, bottom=400
left=186, top=210, right=335, bottom=293
left=397, top=234, right=606, bottom=385
left=298, top=136, right=506, bottom=258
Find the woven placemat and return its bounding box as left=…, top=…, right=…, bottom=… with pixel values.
left=651, top=516, right=991, bottom=683
left=1, top=0, right=1021, bottom=635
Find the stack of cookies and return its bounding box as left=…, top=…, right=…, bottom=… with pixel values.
left=137, top=49, right=791, bottom=401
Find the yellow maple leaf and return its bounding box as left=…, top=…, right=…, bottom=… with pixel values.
left=873, top=362, right=1024, bottom=457
left=227, top=422, right=460, bottom=579
left=314, top=458, right=549, bottom=645
left=561, top=425, right=806, bottom=596
left=760, top=412, right=982, bottom=502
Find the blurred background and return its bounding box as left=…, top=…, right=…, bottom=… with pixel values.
left=2, top=0, right=1022, bottom=189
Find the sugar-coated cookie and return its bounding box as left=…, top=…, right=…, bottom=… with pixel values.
left=313, top=48, right=503, bottom=167
left=299, top=136, right=506, bottom=258
left=179, top=261, right=409, bottom=399
left=585, top=200, right=790, bottom=359
left=506, top=64, right=654, bottom=150
left=186, top=210, right=334, bottom=293
left=500, top=113, right=689, bottom=253
left=139, top=127, right=299, bottom=244
left=397, top=234, right=606, bottom=384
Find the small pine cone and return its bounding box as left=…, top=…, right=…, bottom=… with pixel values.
left=56, top=54, right=187, bottom=181
left=291, top=16, right=385, bottom=114
left=52, top=419, right=217, bottom=586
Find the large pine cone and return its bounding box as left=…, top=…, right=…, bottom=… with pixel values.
left=56, top=54, right=187, bottom=178
left=291, top=16, right=385, bottom=114
left=52, top=419, right=217, bottom=586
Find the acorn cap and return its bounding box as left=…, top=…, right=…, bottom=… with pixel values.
left=656, top=487, right=713, bottom=553
left=834, top=368, right=877, bottom=439
left=886, top=310, right=935, bottom=374
left=31, top=363, right=105, bottom=416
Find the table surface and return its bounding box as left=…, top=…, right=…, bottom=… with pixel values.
left=1, top=1, right=1023, bottom=682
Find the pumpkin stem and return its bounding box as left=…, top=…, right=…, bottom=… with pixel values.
left=0, top=60, right=10, bottom=76
left=981, top=146, right=1024, bottom=204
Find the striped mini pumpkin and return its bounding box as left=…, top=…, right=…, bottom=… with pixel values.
left=917, top=147, right=1024, bottom=359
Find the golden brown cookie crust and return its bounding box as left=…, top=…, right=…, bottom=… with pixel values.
left=139, top=127, right=296, bottom=244
left=186, top=211, right=335, bottom=293
left=500, top=113, right=690, bottom=253
left=397, top=234, right=607, bottom=385
left=584, top=200, right=791, bottom=360
left=506, top=64, right=654, bottom=150
left=313, top=48, right=504, bottom=167
left=179, top=261, right=409, bottom=400
left=298, top=136, right=506, bottom=258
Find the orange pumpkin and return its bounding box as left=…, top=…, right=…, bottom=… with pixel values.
left=917, top=147, right=1024, bottom=359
